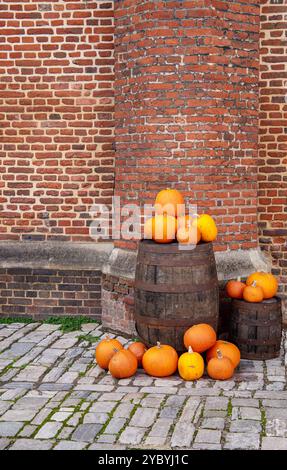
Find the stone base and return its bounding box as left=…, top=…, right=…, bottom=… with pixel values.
left=101, top=245, right=274, bottom=337
left=0, top=241, right=113, bottom=320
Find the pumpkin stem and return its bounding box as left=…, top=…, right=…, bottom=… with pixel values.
left=188, top=346, right=193, bottom=354
left=216, top=349, right=223, bottom=359
left=156, top=341, right=161, bottom=349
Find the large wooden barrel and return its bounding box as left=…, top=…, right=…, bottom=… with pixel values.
left=230, top=297, right=282, bottom=360
left=134, top=240, right=219, bottom=352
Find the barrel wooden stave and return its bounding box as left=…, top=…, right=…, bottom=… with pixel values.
left=230, top=297, right=282, bottom=360
left=134, top=240, right=219, bottom=353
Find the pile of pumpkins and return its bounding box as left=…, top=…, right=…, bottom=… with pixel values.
left=95, top=323, right=240, bottom=382
left=144, top=188, right=217, bottom=245
left=226, top=271, right=278, bottom=303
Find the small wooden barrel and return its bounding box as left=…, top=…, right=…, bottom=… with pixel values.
left=230, top=297, right=282, bottom=360
left=134, top=240, right=219, bottom=353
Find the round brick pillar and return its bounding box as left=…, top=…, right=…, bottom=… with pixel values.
left=102, top=0, right=267, bottom=335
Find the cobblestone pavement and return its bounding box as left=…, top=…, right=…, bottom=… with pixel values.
left=0, top=322, right=287, bottom=450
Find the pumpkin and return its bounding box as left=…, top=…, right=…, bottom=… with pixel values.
left=95, top=336, right=123, bottom=370
left=128, top=341, right=147, bottom=367
left=176, top=225, right=201, bottom=245
left=155, top=188, right=185, bottom=217
left=207, top=349, right=234, bottom=380
left=144, top=217, right=154, bottom=240
left=177, top=215, right=194, bottom=229
left=152, top=214, right=177, bottom=244
left=226, top=277, right=246, bottom=299
left=184, top=323, right=217, bottom=353
left=243, top=281, right=264, bottom=303
left=178, top=346, right=204, bottom=381
left=142, top=342, right=178, bottom=377
left=206, top=340, right=241, bottom=368
left=109, top=349, right=138, bottom=379
left=192, top=214, right=217, bottom=242
left=246, top=272, right=278, bottom=299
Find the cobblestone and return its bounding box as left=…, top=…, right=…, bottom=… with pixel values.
left=0, top=323, right=286, bottom=450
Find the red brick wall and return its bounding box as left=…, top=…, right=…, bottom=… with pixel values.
left=0, top=0, right=114, bottom=242
left=114, top=0, right=260, bottom=252
left=259, top=0, right=287, bottom=301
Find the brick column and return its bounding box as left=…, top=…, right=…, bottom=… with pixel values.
left=259, top=0, right=287, bottom=315
left=102, top=0, right=267, bottom=334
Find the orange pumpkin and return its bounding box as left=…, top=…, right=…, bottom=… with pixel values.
left=183, top=323, right=217, bottom=353
left=128, top=341, right=147, bottom=367
left=207, top=349, right=234, bottom=380
left=109, top=349, right=138, bottom=379
left=206, top=340, right=241, bottom=368
left=155, top=188, right=185, bottom=217
left=246, top=272, right=278, bottom=299
left=144, top=217, right=154, bottom=240
left=95, top=337, right=123, bottom=370
left=142, top=342, right=178, bottom=377
left=177, top=225, right=201, bottom=245
left=178, top=346, right=204, bottom=381
left=152, top=214, right=177, bottom=244
left=192, top=214, right=217, bottom=242
left=243, top=281, right=264, bottom=303
left=177, top=215, right=194, bottom=229
left=226, top=277, right=246, bottom=299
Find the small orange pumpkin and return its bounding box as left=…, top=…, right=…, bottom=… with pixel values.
left=206, top=340, right=241, bottom=368
left=226, top=277, right=246, bottom=300
left=176, top=225, right=201, bottom=245
left=142, top=342, right=178, bottom=377
left=128, top=341, right=147, bottom=367
left=243, top=281, right=264, bottom=303
left=177, top=215, right=194, bottom=229
left=246, top=272, right=278, bottom=299
left=95, top=336, right=123, bottom=370
left=155, top=188, right=185, bottom=217
left=152, top=214, right=177, bottom=244
left=207, top=349, right=234, bottom=380
left=178, top=346, right=204, bottom=381
left=109, top=349, right=138, bottom=379
left=183, top=323, right=217, bottom=353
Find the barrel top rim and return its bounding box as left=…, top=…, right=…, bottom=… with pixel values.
left=232, top=297, right=281, bottom=305
left=139, top=239, right=213, bottom=253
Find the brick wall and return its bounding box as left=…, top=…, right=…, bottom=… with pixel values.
left=0, top=0, right=115, bottom=242
left=259, top=0, right=287, bottom=305
left=0, top=267, right=102, bottom=319
left=114, top=0, right=260, bottom=252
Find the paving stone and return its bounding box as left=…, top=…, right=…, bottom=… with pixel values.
left=130, top=407, right=158, bottom=428
left=89, top=443, right=126, bottom=450
left=1, top=342, right=34, bottom=359
left=171, top=422, right=195, bottom=448
left=195, top=429, right=221, bottom=444
left=89, top=401, right=116, bottom=414
left=51, top=338, right=79, bottom=349
left=205, top=397, right=229, bottom=410
left=0, top=438, right=10, bottom=449
left=119, top=426, right=146, bottom=445
left=193, top=443, right=222, bottom=450
left=51, top=411, right=73, bottom=422
left=230, top=420, right=261, bottom=433
left=0, top=408, right=38, bottom=422
left=104, top=417, right=126, bottom=434
left=224, top=432, right=260, bottom=450
left=54, top=440, right=88, bottom=450
left=113, top=403, right=134, bottom=418
left=141, top=395, right=165, bottom=409
left=35, top=422, right=62, bottom=439
left=201, top=418, right=225, bottom=430
left=13, top=365, right=47, bottom=382
left=0, top=422, right=23, bottom=437
left=57, top=372, right=79, bottom=384
left=262, top=437, right=287, bottom=450
left=10, top=439, right=54, bottom=450
left=145, top=436, right=167, bottom=446
left=32, top=407, right=53, bottom=426
left=57, top=426, right=74, bottom=440
left=19, top=424, right=38, bottom=437
left=71, top=424, right=102, bottom=442
left=83, top=412, right=109, bottom=424
left=148, top=418, right=173, bottom=438
left=96, top=434, right=117, bottom=444
left=42, top=367, right=66, bottom=383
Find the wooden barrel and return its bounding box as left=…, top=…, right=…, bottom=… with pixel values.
left=230, top=297, right=282, bottom=360
left=134, top=240, right=219, bottom=353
